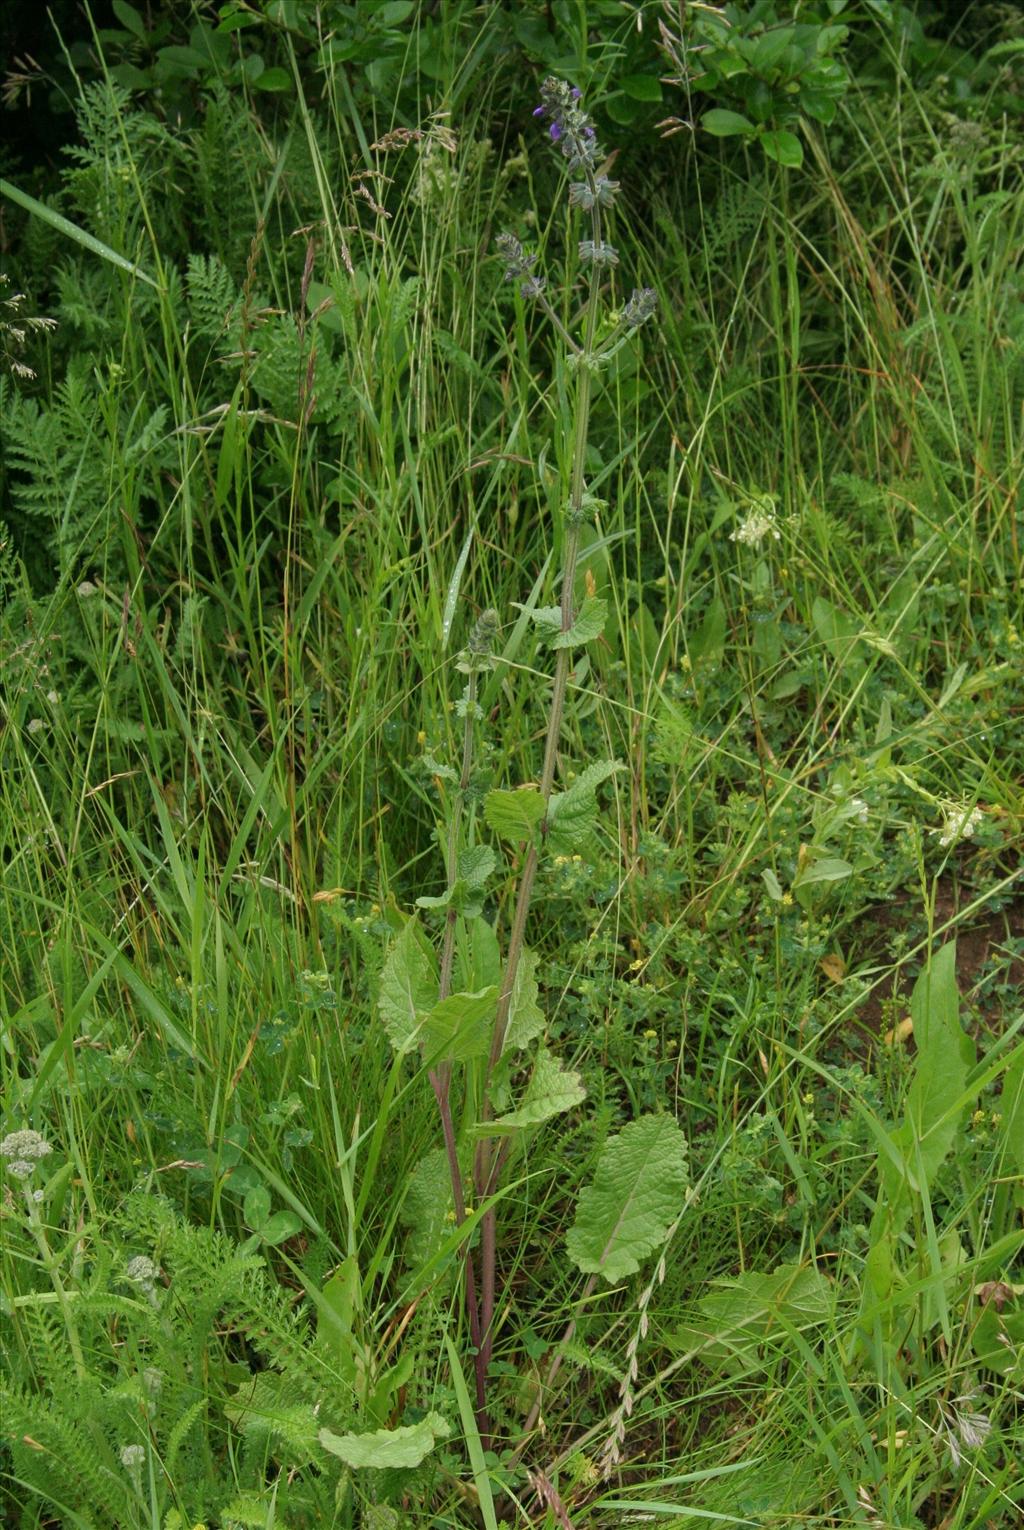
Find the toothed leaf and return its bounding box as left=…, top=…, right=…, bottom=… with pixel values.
left=567, top=1114, right=688, bottom=1283
left=491, top=1047, right=585, bottom=1131
left=484, top=787, right=546, bottom=840
left=547, top=760, right=623, bottom=853
left=550, top=596, right=607, bottom=649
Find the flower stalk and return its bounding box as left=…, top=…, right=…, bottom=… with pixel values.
left=474, top=77, right=654, bottom=1386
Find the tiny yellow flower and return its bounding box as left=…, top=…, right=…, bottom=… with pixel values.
left=643, top=1028, right=657, bottom=1040
left=417, top=730, right=426, bottom=745
left=781, top=892, right=794, bottom=907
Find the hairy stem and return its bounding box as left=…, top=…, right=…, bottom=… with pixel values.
left=475, top=172, right=606, bottom=1375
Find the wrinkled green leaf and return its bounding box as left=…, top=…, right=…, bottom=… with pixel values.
left=458, top=844, right=496, bottom=888
left=456, top=917, right=502, bottom=993
left=416, top=845, right=495, bottom=918
left=547, top=760, right=623, bottom=854
left=401, top=1149, right=452, bottom=1274
left=516, top=603, right=562, bottom=635
left=491, top=1047, right=585, bottom=1131
left=550, top=596, right=607, bottom=649
left=567, top=1114, right=688, bottom=1283
left=504, top=947, right=545, bottom=1052
left=675, top=1262, right=833, bottom=1372
left=484, top=787, right=546, bottom=841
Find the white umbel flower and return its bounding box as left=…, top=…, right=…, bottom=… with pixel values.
left=933, top=800, right=984, bottom=848
left=730, top=499, right=781, bottom=547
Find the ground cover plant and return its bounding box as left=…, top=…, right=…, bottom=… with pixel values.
left=1, top=1, right=1023, bottom=1527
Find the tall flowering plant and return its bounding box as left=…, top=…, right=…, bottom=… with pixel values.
left=377, top=78, right=676, bottom=1456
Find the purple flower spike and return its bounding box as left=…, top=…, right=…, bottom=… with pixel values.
left=535, top=76, right=602, bottom=171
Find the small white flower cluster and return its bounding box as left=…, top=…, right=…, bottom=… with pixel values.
left=933, top=800, right=984, bottom=848
left=730, top=501, right=781, bottom=548
left=1, top=1128, right=52, bottom=1182
left=120, top=1442, right=146, bottom=1471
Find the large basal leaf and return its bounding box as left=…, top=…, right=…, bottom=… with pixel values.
left=319, top=1412, right=449, bottom=1469
left=547, top=760, right=623, bottom=854
left=863, top=943, right=974, bottom=1327
left=490, top=1046, right=585, bottom=1132
left=400, top=1148, right=452, bottom=1274
left=672, top=1262, right=832, bottom=1374
left=378, top=919, right=437, bottom=1053
left=567, top=1114, right=688, bottom=1283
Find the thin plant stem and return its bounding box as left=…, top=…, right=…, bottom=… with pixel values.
left=425, top=667, right=489, bottom=1426
left=24, top=1187, right=87, bottom=1381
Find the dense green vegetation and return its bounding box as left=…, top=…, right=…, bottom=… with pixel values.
left=1, top=2, right=1022, bottom=1527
